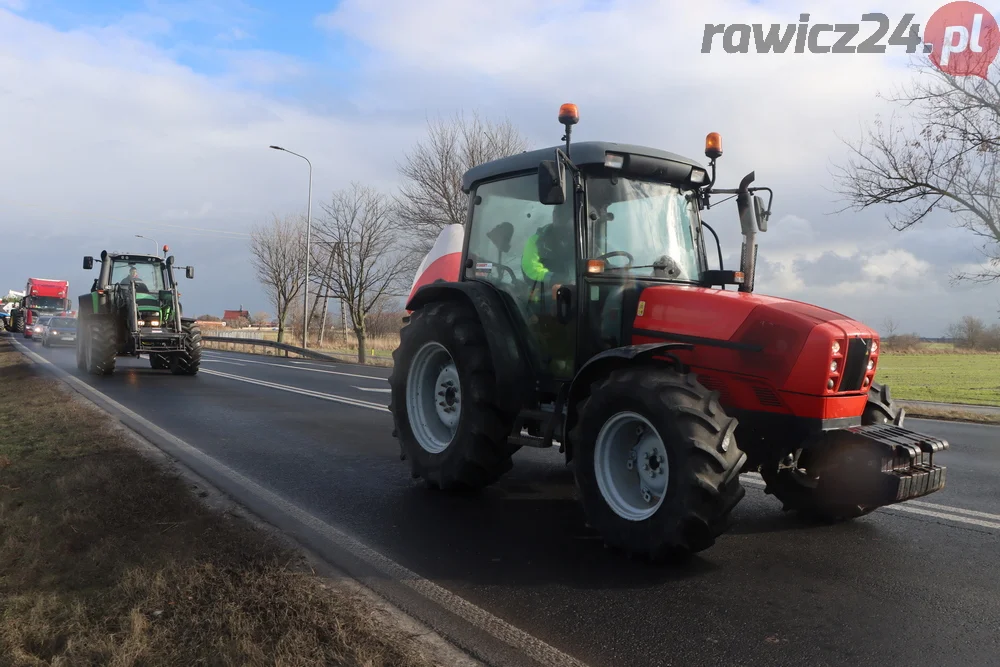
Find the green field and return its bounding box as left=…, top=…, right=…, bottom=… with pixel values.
left=876, top=354, right=1000, bottom=406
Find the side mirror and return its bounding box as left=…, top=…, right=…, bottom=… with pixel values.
left=753, top=195, right=769, bottom=232
left=167, top=255, right=175, bottom=266
left=83, top=256, right=93, bottom=270
left=185, top=266, right=194, bottom=279
left=538, top=160, right=566, bottom=205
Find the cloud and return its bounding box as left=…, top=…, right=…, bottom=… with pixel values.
left=0, top=0, right=997, bottom=336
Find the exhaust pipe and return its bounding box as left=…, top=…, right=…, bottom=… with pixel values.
left=736, top=171, right=758, bottom=293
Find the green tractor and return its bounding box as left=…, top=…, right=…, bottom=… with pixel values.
left=76, top=250, right=202, bottom=376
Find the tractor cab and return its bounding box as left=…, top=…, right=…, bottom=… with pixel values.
left=459, top=103, right=770, bottom=399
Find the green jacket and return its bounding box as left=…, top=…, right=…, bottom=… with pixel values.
left=521, top=233, right=549, bottom=282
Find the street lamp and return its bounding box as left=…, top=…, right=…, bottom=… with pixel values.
left=136, top=235, right=158, bottom=256
left=269, top=144, right=313, bottom=349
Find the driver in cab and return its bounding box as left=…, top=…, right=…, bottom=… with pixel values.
left=120, top=266, right=150, bottom=293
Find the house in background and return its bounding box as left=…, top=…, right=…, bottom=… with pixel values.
left=222, top=307, right=250, bottom=327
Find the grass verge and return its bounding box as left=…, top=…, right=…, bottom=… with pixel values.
left=900, top=405, right=1000, bottom=425
left=876, top=353, right=1000, bottom=406
left=0, top=337, right=436, bottom=667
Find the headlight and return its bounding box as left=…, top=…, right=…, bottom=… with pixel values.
left=871, top=340, right=878, bottom=353
left=137, top=320, right=145, bottom=327
left=832, top=341, right=841, bottom=354
left=830, top=361, right=838, bottom=372
left=690, top=167, right=708, bottom=184
left=867, top=359, right=874, bottom=371
left=150, top=320, right=160, bottom=327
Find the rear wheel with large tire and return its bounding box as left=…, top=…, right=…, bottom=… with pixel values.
left=10, top=313, right=24, bottom=333
left=761, top=382, right=903, bottom=522
left=389, top=300, right=518, bottom=491
left=85, top=318, right=117, bottom=376
left=171, top=321, right=202, bottom=375
left=569, top=367, right=747, bottom=561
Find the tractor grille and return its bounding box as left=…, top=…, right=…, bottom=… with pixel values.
left=840, top=336, right=872, bottom=392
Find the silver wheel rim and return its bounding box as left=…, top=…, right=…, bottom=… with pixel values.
left=594, top=411, right=669, bottom=521
left=406, top=341, right=461, bottom=454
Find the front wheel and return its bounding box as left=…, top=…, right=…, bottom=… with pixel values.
left=762, top=382, right=902, bottom=522
left=570, top=367, right=747, bottom=561
left=85, top=319, right=117, bottom=376
left=389, top=300, right=518, bottom=490
left=171, top=321, right=202, bottom=375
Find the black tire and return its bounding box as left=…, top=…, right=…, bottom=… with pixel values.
left=862, top=382, right=902, bottom=426
left=10, top=314, right=24, bottom=333
left=171, top=321, right=202, bottom=375
left=86, top=318, right=117, bottom=376
left=389, top=300, right=518, bottom=491
left=150, top=353, right=169, bottom=370
left=569, top=367, right=747, bottom=561
left=76, top=331, right=87, bottom=371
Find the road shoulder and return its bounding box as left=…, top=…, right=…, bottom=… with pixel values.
left=0, top=334, right=479, bottom=667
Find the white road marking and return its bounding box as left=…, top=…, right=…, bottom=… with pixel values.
left=201, top=359, right=246, bottom=367
left=201, top=369, right=390, bottom=413
left=905, top=499, right=1000, bottom=522
left=740, top=474, right=1000, bottom=531
left=203, top=352, right=387, bottom=382
left=882, top=504, right=1000, bottom=530
left=13, top=338, right=588, bottom=667
left=354, top=386, right=392, bottom=394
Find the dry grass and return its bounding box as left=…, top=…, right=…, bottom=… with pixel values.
left=0, top=338, right=435, bottom=667
left=900, top=406, right=1000, bottom=425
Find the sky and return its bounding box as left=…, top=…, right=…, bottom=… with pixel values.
left=0, top=0, right=998, bottom=336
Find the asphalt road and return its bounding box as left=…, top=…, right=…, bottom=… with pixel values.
left=18, top=339, right=1000, bottom=667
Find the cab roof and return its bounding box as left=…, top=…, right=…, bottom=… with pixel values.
left=460, top=141, right=706, bottom=193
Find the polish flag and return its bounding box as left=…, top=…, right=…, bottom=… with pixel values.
left=406, top=224, right=464, bottom=307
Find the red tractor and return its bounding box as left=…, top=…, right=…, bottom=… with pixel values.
left=388, top=104, right=948, bottom=561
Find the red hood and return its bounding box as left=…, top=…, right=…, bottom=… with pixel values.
left=634, top=285, right=877, bottom=342
left=632, top=285, right=881, bottom=398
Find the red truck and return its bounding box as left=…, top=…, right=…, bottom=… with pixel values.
left=10, top=278, right=72, bottom=338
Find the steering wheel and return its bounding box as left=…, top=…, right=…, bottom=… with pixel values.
left=598, top=250, right=635, bottom=270
left=495, top=263, right=517, bottom=284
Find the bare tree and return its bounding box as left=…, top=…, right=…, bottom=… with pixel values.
left=395, top=110, right=530, bottom=272
left=316, top=183, right=408, bottom=363
left=947, top=315, right=987, bottom=349
left=250, top=311, right=271, bottom=329
left=248, top=213, right=306, bottom=343
left=882, top=316, right=899, bottom=339
left=833, top=53, right=1000, bottom=284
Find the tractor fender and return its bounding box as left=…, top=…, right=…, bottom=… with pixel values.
left=563, top=342, right=695, bottom=463
left=406, top=281, right=533, bottom=417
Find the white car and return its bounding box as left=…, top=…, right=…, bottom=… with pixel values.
left=30, top=316, right=50, bottom=341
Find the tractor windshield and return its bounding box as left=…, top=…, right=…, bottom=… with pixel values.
left=111, top=260, right=164, bottom=294
left=586, top=175, right=703, bottom=282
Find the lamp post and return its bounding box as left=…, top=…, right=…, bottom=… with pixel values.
left=136, top=235, right=158, bottom=256
left=269, top=144, right=313, bottom=349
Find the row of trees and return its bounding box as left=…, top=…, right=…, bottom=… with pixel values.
left=249, top=112, right=529, bottom=362
left=882, top=315, right=1000, bottom=351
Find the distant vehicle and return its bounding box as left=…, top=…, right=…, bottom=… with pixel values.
left=9, top=278, right=71, bottom=338
left=30, top=316, right=50, bottom=341
left=41, top=316, right=78, bottom=348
